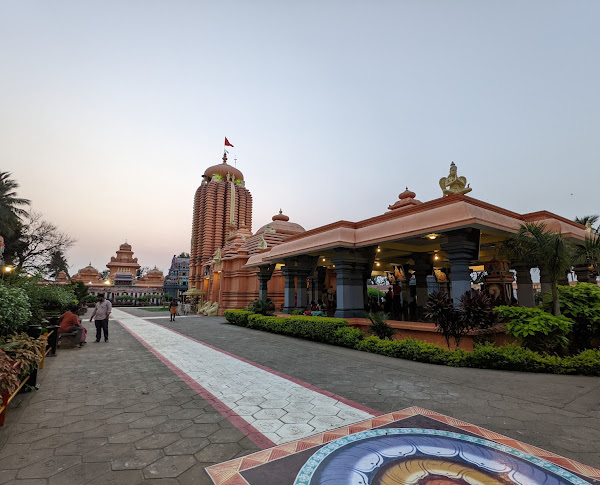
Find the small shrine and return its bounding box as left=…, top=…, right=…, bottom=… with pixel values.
left=136, top=267, right=165, bottom=288
left=439, top=162, right=472, bottom=196
left=483, top=259, right=514, bottom=305
left=71, top=263, right=103, bottom=285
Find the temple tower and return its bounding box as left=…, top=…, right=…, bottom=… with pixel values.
left=189, top=153, right=253, bottom=288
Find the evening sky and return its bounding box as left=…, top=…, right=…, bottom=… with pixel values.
left=1, top=1, right=598, bottom=273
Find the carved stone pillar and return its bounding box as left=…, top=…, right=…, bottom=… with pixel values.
left=282, top=256, right=318, bottom=312
left=296, top=269, right=310, bottom=309
left=281, top=266, right=297, bottom=313
left=331, top=247, right=376, bottom=318
left=257, top=264, right=275, bottom=302
left=412, top=254, right=432, bottom=308
left=441, top=230, right=479, bottom=305
left=316, top=266, right=327, bottom=303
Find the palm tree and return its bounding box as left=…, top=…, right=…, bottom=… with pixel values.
left=574, top=215, right=599, bottom=234
left=574, top=233, right=600, bottom=274
left=502, top=222, right=574, bottom=315
left=0, top=171, right=30, bottom=237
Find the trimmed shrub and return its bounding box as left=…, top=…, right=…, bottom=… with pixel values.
left=496, top=306, right=572, bottom=353
left=224, top=310, right=253, bottom=326
left=223, top=308, right=600, bottom=375
left=246, top=314, right=347, bottom=343
left=332, top=327, right=365, bottom=348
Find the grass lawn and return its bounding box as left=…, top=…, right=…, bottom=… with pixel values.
left=142, top=307, right=170, bottom=312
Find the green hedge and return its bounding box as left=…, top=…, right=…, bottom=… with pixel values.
left=223, top=309, right=600, bottom=375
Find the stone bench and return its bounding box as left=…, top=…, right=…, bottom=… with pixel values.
left=58, top=332, right=79, bottom=349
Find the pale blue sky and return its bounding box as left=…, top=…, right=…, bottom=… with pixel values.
left=1, top=1, right=598, bottom=273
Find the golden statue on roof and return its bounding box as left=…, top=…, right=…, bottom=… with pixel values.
left=439, top=162, right=472, bottom=196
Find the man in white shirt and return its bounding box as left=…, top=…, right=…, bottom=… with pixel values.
left=90, top=294, right=112, bottom=342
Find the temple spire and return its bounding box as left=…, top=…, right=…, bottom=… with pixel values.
left=222, top=151, right=228, bottom=164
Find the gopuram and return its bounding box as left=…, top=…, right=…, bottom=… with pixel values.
left=188, top=159, right=590, bottom=317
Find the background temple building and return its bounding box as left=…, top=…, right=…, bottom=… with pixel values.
left=70, top=242, right=164, bottom=302
left=163, top=255, right=190, bottom=298
left=189, top=159, right=592, bottom=317
left=107, top=242, right=140, bottom=286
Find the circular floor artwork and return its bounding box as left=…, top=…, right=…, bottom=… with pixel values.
left=294, top=428, right=591, bottom=485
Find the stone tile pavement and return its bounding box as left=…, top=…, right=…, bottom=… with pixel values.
left=0, top=307, right=598, bottom=484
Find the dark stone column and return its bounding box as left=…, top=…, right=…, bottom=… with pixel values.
left=281, top=266, right=297, bottom=313
left=316, top=266, right=327, bottom=303
left=412, top=254, right=432, bottom=308
left=331, top=247, right=376, bottom=318
left=441, top=230, right=480, bottom=305
left=257, top=264, right=275, bottom=301
left=282, top=256, right=318, bottom=312
left=296, top=269, right=310, bottom=309
left=513, top=263, right=535, bottom=307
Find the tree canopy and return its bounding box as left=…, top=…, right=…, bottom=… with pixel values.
left=0, top=171, right=30, bottom=237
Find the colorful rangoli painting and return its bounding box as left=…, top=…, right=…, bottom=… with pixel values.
left=206, top=407, right=600, bottom=485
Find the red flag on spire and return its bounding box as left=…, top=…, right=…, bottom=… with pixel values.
left=224, top=137, right=234, bottom=147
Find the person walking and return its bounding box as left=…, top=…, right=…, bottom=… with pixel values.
left=169, top=298, right=178, bottom=322
left=90, top=294, right=112, bottom=342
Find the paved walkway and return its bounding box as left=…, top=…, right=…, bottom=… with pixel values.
left=0, top=307, right=598, bottom=484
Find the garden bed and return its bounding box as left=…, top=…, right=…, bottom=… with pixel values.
left=224, top=310, right=600, bottom=376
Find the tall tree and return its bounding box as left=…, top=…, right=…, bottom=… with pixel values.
left=0, top=171, right=30, bottom=237
left=502, top=222, right=574, bottom=315
left=7, top=211, right=75, bottom=273
left=178, top=252, right=190, bottom=258
left=46, top=250, right=70, bottom=278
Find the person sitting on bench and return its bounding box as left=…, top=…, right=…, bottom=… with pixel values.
left=58, top=304, right=87, bottom=347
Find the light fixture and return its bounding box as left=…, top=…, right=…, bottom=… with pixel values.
left=434, top=255, right=439, bottom=261
left=4, top=266, right=12, bottom=273
left=377, top=247, right=381, bottom=252
left=322, top=258, right=326, bottom=262
left=423, top=233, right=440, bottom=240
left=105, top=280, right=111, bottom=285
left=332, top=265, right=335, bottom=268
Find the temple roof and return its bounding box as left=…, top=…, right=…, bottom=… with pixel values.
left=255, top=210, right=305, bottom=236
left=203, top=153, right=244, bottom=182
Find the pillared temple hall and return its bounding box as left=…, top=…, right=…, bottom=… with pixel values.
left=188, top=155, right=591, bottom=318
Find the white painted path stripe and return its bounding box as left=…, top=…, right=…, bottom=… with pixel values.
left=112, top=309, right=375, bottom=447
